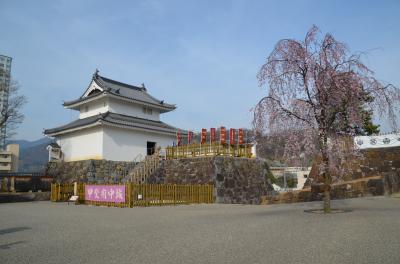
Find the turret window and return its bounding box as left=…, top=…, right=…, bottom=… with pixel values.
left=142, top=106, right=152, bottom=115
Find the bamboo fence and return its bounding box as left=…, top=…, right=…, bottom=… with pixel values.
left=51, top=183, right=214, bottom=207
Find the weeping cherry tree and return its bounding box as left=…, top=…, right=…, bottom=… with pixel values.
left=253, top=25, right=400, bottom=213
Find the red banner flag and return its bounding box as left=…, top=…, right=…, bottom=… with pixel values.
left=210, top=128, right=216, bottom=143
left=201, top=128, right=207, bottom=144
left=238, top=128, right=244, bottom=145
left=220, top=127, right=226, bottom=145
left=230, top=128, right=236, bottom=145
left=188, top=131, right=193, bottom=144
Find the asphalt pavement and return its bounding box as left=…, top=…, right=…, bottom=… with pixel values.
left=1, top=197, right=399, bottom=264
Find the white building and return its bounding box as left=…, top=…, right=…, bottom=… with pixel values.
left=269, top=166, right=312, bottom=191
left=46, top=142, right=62, bottom=162
left=0, top=54, right=12, bottom=150
left=44, top=71, right=184, bottom=162
left=354, top=132, right=400, bottom=149
left=0, top=144, right=19, bottom=172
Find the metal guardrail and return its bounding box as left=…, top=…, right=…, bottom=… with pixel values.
left=0, top=172, right=48, bottom=178
left=1, top=174, right=52, bottom=192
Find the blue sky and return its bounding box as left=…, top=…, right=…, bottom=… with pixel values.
left=0, top=0, right=399, bottom=140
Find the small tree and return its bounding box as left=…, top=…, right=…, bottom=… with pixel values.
left=253, top=25, right=400, bottom=212
left=0, top=69, right=27, bottom=145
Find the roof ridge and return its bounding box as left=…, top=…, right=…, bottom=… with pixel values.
left=97, top=74, right=144, bottom=91
left=66, top=71, right=176, bottom=112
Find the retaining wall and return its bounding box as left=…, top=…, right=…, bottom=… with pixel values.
left=45, top=160, right=136, bottom=183
left=148, top=157, right=274, bottom=204
left=307, top=146, right=400, bottom=195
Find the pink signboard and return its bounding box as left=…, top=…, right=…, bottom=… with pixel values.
left=85, top=185, right=125, bottom=203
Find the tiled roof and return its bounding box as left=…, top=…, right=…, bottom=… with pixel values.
left=44, top=112, right=184, bottom=136
left=63, top=72, right=176, bottom=111
left=48, top=142, right=61, bottom=148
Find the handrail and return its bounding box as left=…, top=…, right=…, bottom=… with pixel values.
left=129, top=148, right=161, bottom=184
left=133, top=153, right=144, bottom=163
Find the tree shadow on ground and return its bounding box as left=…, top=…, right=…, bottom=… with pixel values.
left=0, top=241, right=26, bottom=249
left=0, top=227, right=31, bottom=235
left=304, top=208, right=353, bottom=214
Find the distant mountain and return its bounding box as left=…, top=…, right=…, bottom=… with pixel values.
left=7, top=138, right=53, bottom=172
left=8, top=137, right=52, bottom=149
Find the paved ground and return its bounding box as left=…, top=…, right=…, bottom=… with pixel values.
left=1, top=197, right=399, bottom=264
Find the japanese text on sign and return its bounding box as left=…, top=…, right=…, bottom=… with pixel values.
left=85, top=185, right=126, bottom=203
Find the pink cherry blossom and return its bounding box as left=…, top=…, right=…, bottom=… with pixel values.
left=253, top=25, right=400, bottom=212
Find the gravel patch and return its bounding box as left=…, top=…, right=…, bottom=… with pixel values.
left=1, top=197, right=399, bottom=264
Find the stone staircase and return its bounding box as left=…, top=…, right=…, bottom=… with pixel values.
left=129, top=148, right=162, bottom=184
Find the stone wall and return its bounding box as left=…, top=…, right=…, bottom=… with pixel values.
left=45, top=160, right=136, bottom=183
left=46, top=156, right=274, bottom=204
left=270, top=176, right=385, bottom=204
left=148, top=157, right=274, bottom=204
left=362, top=147, right=400, bottom=194
left=307, top=146, right=400, bottom=194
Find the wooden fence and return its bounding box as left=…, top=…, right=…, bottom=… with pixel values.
left=50, top=183, right=74, bottom=202
left=130, top=184, right=213, bottom=206
left=51, top=183, right=214, bottom=207
left=165, top=143, right=253, bottom=159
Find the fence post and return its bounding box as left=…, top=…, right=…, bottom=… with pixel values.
left=73, top=182, right=78, bottom=196
left=56, top=183, right=59, bottom=201
left=209, top=185, right=212, bottom=203
left=78, top=183, right=82, bottom=204
left=174, top=184, right=177, bottom=205
left=55, top=184, right=58, bottom=201
left=50, top=183, right=54, bottom=201
left=10, top=177, right=15, bottom=192
left=55, top=183, right=58, bottom=201
left=126, top=183, right=131, bottom=208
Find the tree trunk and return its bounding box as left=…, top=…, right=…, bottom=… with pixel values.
left=322, top=160, right=332, bottom=213
left=323, top=187, right=331, bottom=213
left=319, top=127, right=332, bottom=213
left=324, top=190, right=331, bottom=213
left=322, top=159, right=332, bottom=213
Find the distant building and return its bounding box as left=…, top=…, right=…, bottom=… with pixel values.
left=0, top=54, right=12, bottom=150
left=46, top=142, right=62, bottom=162
left=44, top=70, right=184, bottom=162
left=270, top=166, right=311, bottom=191
left=0, top=144, right=19, bottom=172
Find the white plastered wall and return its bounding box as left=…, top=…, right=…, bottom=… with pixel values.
left=107, top=98, right=160, bottom=121
left=56, top=126, right=104, bottom=161
left=79, top=99, right=108, bottom=119
left=102, top=126, right=175, bottom=162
